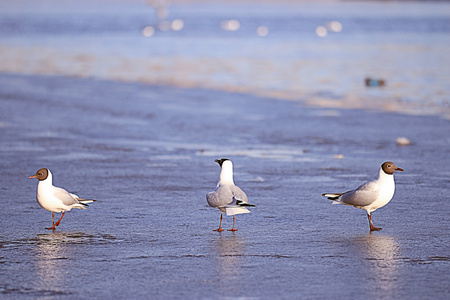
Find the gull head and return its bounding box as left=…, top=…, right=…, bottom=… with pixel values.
left=28, top=168, right=50, bottom=181
left=215, top=158, right=234, bottom=185
left=381, top=161, right=404, bottom=175
left=215, top=158, right=230, bottom=168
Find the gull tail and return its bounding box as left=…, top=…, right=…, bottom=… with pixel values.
left=322, top=193, right=344, bottom=200
left=78, top=198, right=97, bottom=204
left=225, top=199, right=254, bottom=216
left=75, top=198, right=97, bottom=209
left=70, top=193, right=97, bottom=205
left=225, top=207, right=250, bottom=216
left=236, top=200, right=256, bottom=207
left=321, top=193, right=344, bottom=204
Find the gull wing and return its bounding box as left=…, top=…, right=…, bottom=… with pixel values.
left=339, top=181, right=380, bottom=207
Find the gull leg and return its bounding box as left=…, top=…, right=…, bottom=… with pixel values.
left=228, top=215, right=238, bottom=232
left=213, top=213, right=224, bottom=232
left=367, top=213, right=382, bottom=231
left=54, top=211, right=66, bottom=227
left=46, top=212, right=56, bottom=230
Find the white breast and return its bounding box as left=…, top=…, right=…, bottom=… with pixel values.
left=365, top=175, right=395, bottom=213
left=36, top=181, right=75, bottom=212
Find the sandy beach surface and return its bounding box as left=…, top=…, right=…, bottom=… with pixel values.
left=0, top=0, right=449, bottom=299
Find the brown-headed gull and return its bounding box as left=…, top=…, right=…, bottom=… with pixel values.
left=28, top=168, right=96, bottom=230
left=322, top=161, right=403, bottom=231
left=206, top=158, right=255, bottom=232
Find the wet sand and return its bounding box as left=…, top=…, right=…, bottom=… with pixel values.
left=0, top=73, right=449, bottom=299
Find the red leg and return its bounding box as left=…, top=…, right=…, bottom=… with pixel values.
left=367, top=213, right=382, bottom=231
left=228, top=215, right=238, bottom=232
left=46, top=212, right=56, bottom=230
left=54, top=211, right=65, bottom=227
left=213, top=213, right=224, bottom=232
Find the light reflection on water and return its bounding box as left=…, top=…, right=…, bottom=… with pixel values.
left=348, top=234, right=401, bottom=296
left=30, top=232, right=116, bottom=296
left=211, top=234, right=247, bottom=296
left=33, top=233, right=72, bottom=294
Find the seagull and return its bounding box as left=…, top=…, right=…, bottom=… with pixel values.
left=206, top=158, right=255, bottom=232
left=322, top=161, right=403, bottom=231
left=28, top=168, right=96, bottom=230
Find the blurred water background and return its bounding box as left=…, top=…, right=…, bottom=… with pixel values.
left=0, top=0, right=449, bottom=118
left=0, top=0, right=449, bottom=299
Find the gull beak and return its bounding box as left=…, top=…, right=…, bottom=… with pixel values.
left=396, top=167, right=404, bottom=172
left=28, top=175, right=37, bottom=179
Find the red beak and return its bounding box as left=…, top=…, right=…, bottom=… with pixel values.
left=396, top=168, right=404, bottom=172
left=28, top=175, right=37, bottom=179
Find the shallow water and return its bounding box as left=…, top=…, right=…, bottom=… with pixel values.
left=0, top=0, right=449, bottom=118
left=1, top=0, right=450, bottom=298
left=0, top=73, right=449, bottom=299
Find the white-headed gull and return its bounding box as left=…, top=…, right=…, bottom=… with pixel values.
left=28, top=168, right=96, bottom=230
left=206, top=158, right=255, bottom=232
left=322, top=161, right=403, bottom=231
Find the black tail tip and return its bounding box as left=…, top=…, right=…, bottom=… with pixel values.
left=236, top=200, right=256, bottom=207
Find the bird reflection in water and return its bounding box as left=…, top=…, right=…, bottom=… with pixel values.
left=32, top=232, right=87, bottom=294
left=352, top=234, right=401, bottom=296
left=211, top=234, right=247, bottom=294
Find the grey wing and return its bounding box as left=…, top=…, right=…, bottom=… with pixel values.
left=206, top=186, right=233, bottom=208
left=53, top=186, right=80, bottom=206
left=340, top=181, right=379, bottom=207
left=229, top=185, right=248, bottom=204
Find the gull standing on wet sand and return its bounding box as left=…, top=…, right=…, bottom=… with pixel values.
left=322, top=161, right=403, bottom=231
left=29, top=168, right=96, bottom=230
left=206, top=158, right=255, bottom=232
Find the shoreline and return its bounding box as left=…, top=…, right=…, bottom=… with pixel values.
left=0, top=50, right=448, bottom=121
